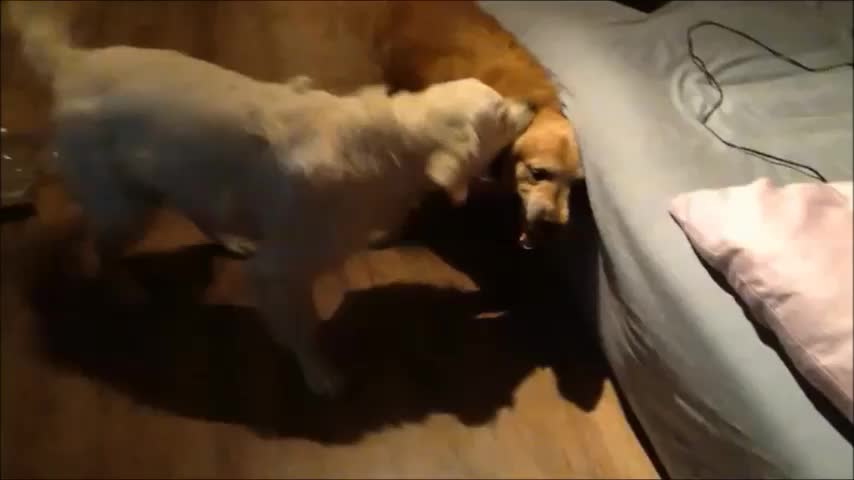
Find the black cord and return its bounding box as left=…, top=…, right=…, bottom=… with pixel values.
left=687, top=20, right=853, bottom=183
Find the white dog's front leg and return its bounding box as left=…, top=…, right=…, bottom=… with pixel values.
left=247, top=250, right=343, bottom=396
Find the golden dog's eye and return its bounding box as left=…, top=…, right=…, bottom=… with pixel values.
left=527, top=164, right=553, bottom=182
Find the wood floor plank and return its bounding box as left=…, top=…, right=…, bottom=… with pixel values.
left=2, top=183, right=659, bottom=479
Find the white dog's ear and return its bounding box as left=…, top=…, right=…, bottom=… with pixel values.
left=426, top=150, right=470, bottom=206
left=504, top=98, right=536, bottom=134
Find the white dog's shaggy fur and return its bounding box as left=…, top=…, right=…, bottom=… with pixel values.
left=7, top=1, right=534, bottom=395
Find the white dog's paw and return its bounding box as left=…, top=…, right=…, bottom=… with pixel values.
left=302, top=360, right=345, bottom=397
left=217, top=234, right=257, bottom=257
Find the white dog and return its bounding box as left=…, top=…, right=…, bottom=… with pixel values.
left=8, top=1, right=534, bottom=395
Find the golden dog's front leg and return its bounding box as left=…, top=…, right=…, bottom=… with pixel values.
left=247, top=250, right=343, bottom=397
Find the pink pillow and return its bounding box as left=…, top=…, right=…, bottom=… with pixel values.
left=669, top=178, right=853, bottom=423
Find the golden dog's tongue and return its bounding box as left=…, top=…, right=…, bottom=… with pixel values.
left=519, top=232, right=535, bottom=250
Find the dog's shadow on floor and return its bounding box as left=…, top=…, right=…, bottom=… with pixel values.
left=396, top=182, right=606, bottom=408
left=25, top=186, right=605, bottom=444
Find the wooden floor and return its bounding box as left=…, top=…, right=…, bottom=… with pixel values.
left=0, top=2, right=658, bottom=478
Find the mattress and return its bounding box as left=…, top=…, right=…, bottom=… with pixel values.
left=479, top=1, right=854, bottom=478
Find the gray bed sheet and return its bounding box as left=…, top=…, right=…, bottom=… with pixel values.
left=479, top=1, right=853, bottom=478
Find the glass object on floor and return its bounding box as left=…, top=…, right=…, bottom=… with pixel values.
left=1, top=126, right=45, bottom=207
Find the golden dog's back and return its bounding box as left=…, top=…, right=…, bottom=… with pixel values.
left=210, top=1, right=391, bottom=94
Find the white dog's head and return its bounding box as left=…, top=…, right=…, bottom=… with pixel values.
left=401, top=78, right=534, bottom=205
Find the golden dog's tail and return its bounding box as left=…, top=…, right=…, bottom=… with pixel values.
left=5, top=0, right=81, bottom=80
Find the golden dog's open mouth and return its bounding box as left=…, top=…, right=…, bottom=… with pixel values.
left=518, top=215, right=539, bottom=250
left=517, top=215, right=563, bottom=251
left=519, top=231, right=535, bottom=250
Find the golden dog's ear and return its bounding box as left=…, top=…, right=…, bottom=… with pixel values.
left=426, top=150, right=470, bottom=206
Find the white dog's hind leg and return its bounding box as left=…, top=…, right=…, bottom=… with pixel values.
left=55, top=125, right=151, bottom=263
left=61, top=163, right=151, bottom=302
left=247, top=248, right=343, bottom=396
left=63, top=169, right=148, bottom=267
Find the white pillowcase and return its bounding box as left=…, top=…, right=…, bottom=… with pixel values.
left=670, top=178, right=853, bottom=423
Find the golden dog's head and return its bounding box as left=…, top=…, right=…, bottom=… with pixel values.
left=414, top=78, right=535, bottom=205
left=500, top=108, right=582, bottom=249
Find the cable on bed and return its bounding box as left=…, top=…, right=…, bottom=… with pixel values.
left=687, top=20, right=853, bottom=183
